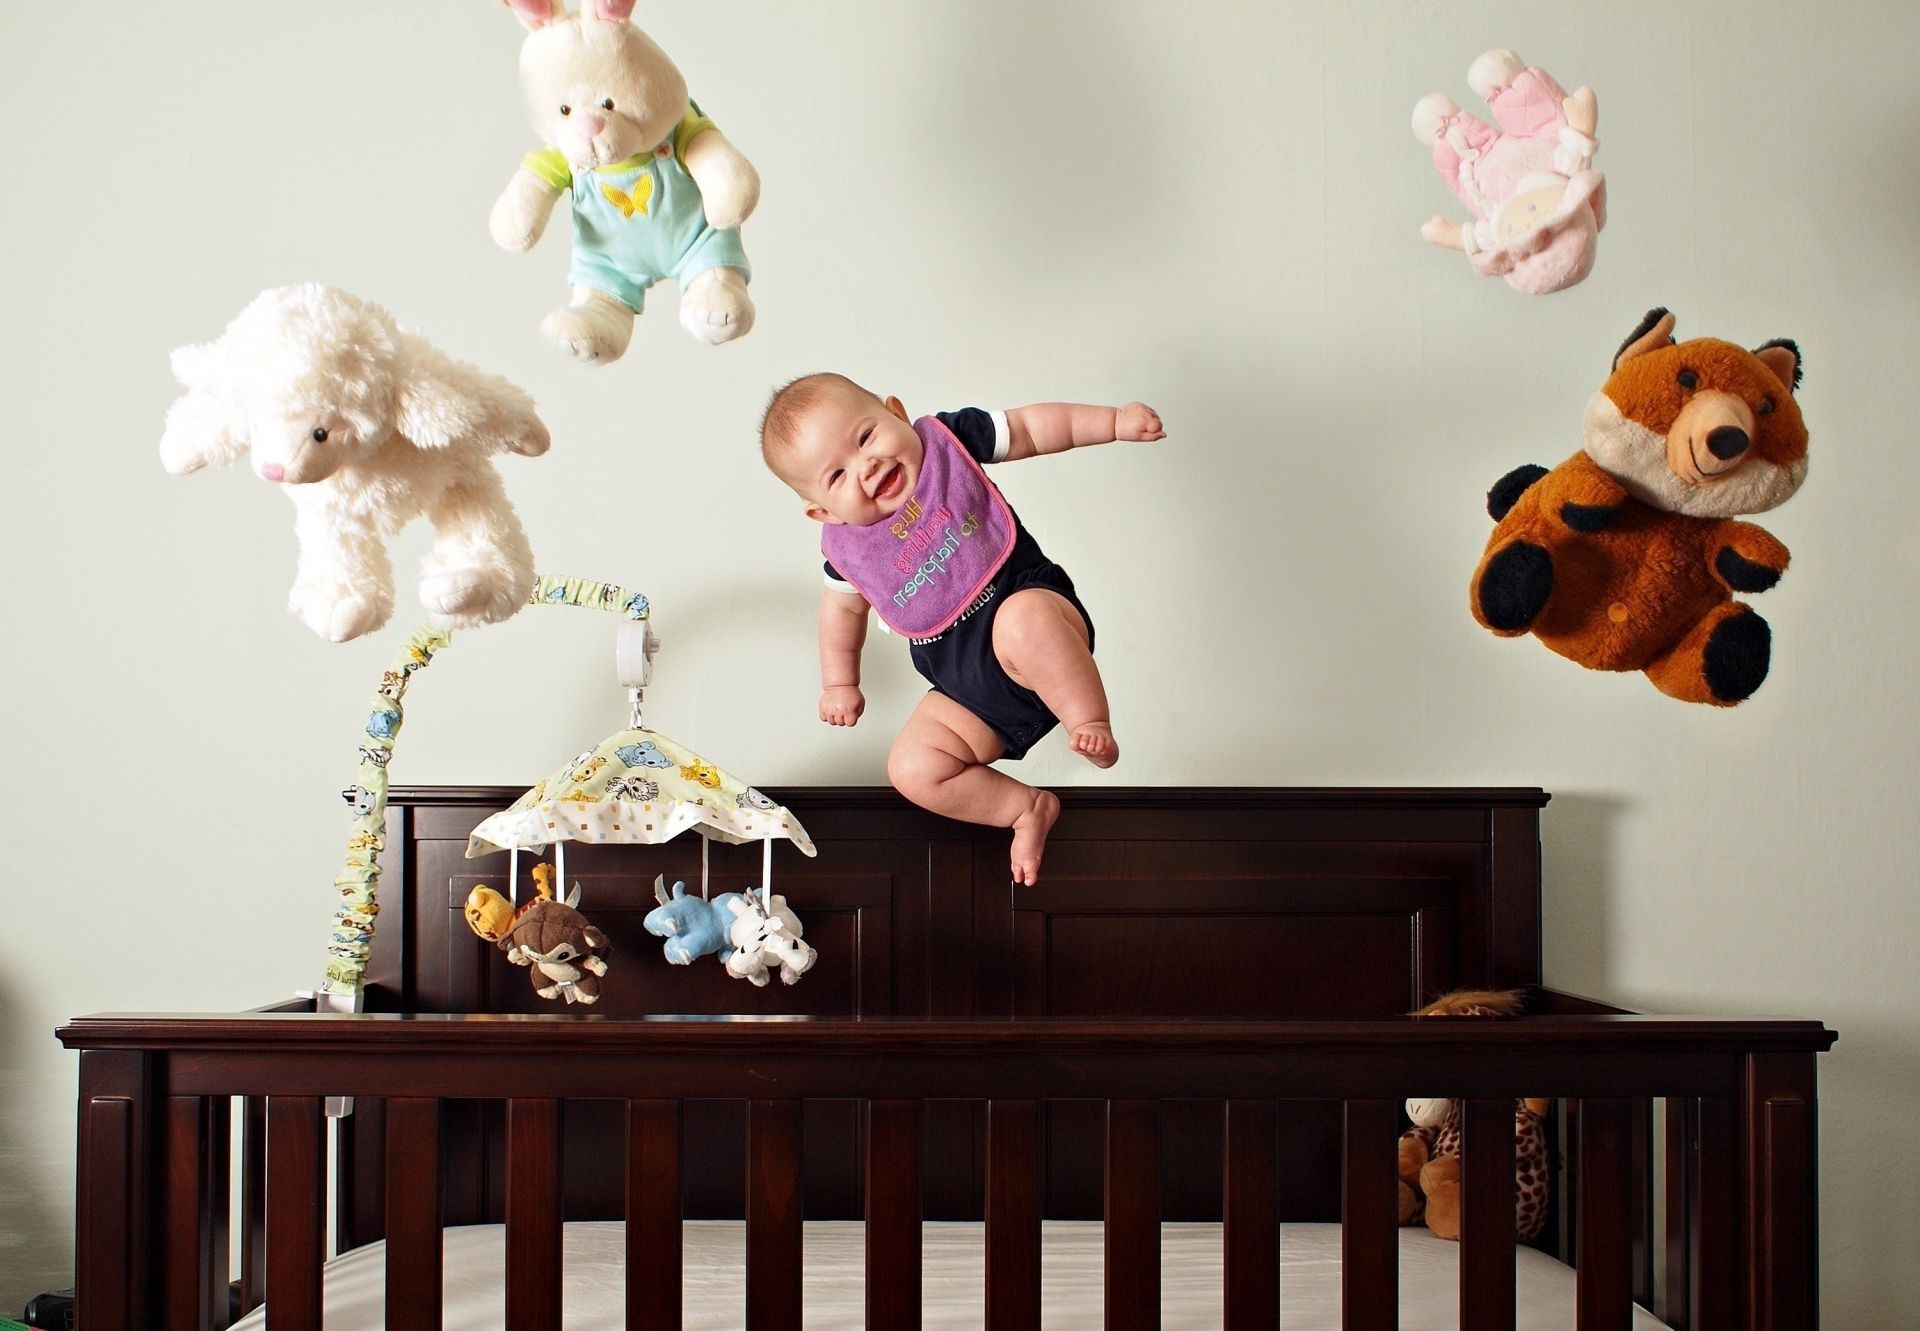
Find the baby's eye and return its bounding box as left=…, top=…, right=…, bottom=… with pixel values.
left=859, top=426, right=873, bottom=445
left=829, top=469, right=845, bottom=486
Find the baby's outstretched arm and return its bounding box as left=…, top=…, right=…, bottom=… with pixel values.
left=1004, top=402, right=1165, bottom=460
left=818, top=588, right=869, bottom=726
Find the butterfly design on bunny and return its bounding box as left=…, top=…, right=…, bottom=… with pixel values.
left=490, top=0, right=759, bottom=362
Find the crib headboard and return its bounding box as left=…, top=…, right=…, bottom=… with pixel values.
left=344, top=786, right=1549, bottom=1234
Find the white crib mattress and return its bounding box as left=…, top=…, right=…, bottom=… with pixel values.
left=230, top=1219, right=1671, bottom=1329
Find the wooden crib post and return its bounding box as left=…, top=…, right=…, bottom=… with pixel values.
left=628, top=1099, right=684, bottom=1329
left=1105, top=1099, right=1161, bottom=1330
left=75, top=1050, right=154, bottom=1331
left=384, top=1098, right=444, bottom=1331
left=1460, top=1098, right=1517, bottom=1330
left=986, top=1099, right=1042, bottom=1331
left=506, top=1098, right=563, bottom=1331
left=865, top=1099, right=922, bottom=1329
left=1340, top=1099, right=1399, bottom=1330
left=747, top=1099, right=804, bottom=1331
left=1223, top=1100, right=1279, bottom=1330
left=265, top=1096, right=327, bottom=1331
left=1741, top=1053, right=1818, bottom=1330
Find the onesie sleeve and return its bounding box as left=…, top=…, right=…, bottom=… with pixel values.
left=521, top=147, right=572, bottom=193
left=935, top=408, right=1012, bottom=464
left=822, top=559, right=859, bottom=596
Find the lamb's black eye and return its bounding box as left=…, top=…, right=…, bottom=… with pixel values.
left=601, top=98, right=614, bottom=111
left=311, top=427, right=329, bottom=443
left=1758, top=398, right=1776, bottom=417
left=1676, top=369, right=1699, bottom=390
left=559, top=104, right=571, bottom=116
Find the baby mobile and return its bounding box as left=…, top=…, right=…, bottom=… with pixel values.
left=460, top=613, right=818, bottom=997
left=326, top=574, right=818, bottom=1005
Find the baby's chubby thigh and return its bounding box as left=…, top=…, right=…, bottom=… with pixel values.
left=989, top=587, right=1093, bottom=689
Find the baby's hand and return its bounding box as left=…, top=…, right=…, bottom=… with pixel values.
left=1117, top=402, right=1166, bottom=442
left=819, top=686, right=865, bottom=727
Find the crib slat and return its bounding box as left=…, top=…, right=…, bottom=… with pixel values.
left=161, top=1097, right=212, bottom=1331
left=241, top=1096, right=267, bottom=1316
left=628, top=1100, right=682, bottom=1330
left=1341, top=1099, right=1398, bottom=1330
left=1460, top=1098, right=1517, bottom=1331
left=1105, top=1100, right=1161, bottom=1330
left=506, top=1098, right=563, bottom=1331
left=1577, top=1098, right=1633, bottom=1329
left=1223, top=1100, right=1278, bottom=1330
left=986, top=1099, right=1042, bottom=1331
left=747, top=1099, right=803, bottom=1331
left=865, top=1100, right=922, bottom=1329
left=385, top=1098, right=443, bottom=1331
left=266, top=1096, right=325, bottom=1331
left=207, top=1097, right=233, bottom=1330
left=1691, top=1097, right=1741, bottom=1330
left=1660, top=1100, right=1689, bottom=1329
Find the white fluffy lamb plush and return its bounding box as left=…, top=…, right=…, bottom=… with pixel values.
left=160, top=284, right=551, bottom=642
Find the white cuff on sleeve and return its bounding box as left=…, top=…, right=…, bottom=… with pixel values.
left=988, top=409, right=1012, bottom=462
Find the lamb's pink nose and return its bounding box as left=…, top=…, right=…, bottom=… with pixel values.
left=261, top=464, right=286, bottom=482
left=574, top=113, right=606, bottom=139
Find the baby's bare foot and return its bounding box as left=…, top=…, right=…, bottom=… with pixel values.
left=1069, top=722, right=1119, bottom=769
left=1009, top=789, right=1061, bottom=887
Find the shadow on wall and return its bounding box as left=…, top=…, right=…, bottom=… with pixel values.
left=0, top=971, right=67, bottom=1315
left=1539, top=791, right=1626, bottom=997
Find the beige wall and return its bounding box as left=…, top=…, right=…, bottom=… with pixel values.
left=4, top=0, right=1916, bottom=1321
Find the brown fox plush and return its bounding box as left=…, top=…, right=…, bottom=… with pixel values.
left=1397, top=989, right=1552, bottom=1242
left=1470, top=309, right=1808, bottom=705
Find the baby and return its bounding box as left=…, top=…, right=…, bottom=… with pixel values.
left=761, top=373, right=1164, bottom=884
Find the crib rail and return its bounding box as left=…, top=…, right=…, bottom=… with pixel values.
left=62, top=1010, right=1833, bottom=1331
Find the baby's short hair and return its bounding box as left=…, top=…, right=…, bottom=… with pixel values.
left=760, top=372, right=872, bottom=479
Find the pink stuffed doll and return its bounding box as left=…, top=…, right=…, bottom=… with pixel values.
left=1412, top=49, right=1605, bottom=295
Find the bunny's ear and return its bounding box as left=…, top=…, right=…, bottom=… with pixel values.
left=594, top=0, right=637, bottom=19
left=505, top=0, right=568, bottom=30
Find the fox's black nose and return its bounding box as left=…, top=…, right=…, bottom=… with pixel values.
left=1706, top=426, right=1750, bottom=461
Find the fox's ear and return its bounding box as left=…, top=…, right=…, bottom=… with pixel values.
left=1753, top=338, right=1803, bottom=394
left=1613, top=308, right=1677, bottom=371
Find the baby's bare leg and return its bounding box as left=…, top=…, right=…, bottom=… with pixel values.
left=888, top=691, right=1060, bottom=886
left=992, top=588, right=1117, bottom=768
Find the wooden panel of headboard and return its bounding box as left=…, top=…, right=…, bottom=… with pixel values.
left=336, top=786, right=1548, bottom=1236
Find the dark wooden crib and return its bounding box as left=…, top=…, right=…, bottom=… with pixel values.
left=59, top=787, right=1835, bottom=1330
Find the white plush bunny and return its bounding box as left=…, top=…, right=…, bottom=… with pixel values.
left=492, top=0, right=759, bottom=361
left=160, top=284, right=550, bottom=642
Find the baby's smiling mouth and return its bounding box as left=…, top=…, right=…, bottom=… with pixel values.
left=872, top=463, right=906, bottom=502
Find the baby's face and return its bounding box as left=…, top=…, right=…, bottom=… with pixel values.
left=785, top=383, right=926, bottom=527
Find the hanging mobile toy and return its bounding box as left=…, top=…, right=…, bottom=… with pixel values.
left=461, top=611, right=818, bottom=991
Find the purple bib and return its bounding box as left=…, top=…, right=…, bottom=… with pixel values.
left=821, top=415, right=1017, bottom=638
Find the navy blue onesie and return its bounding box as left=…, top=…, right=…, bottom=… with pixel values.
left=824, top=408, right=1094, bottom=760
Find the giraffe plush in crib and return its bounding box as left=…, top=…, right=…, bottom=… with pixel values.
left=1397, top=989, right=1552, bottom=1242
